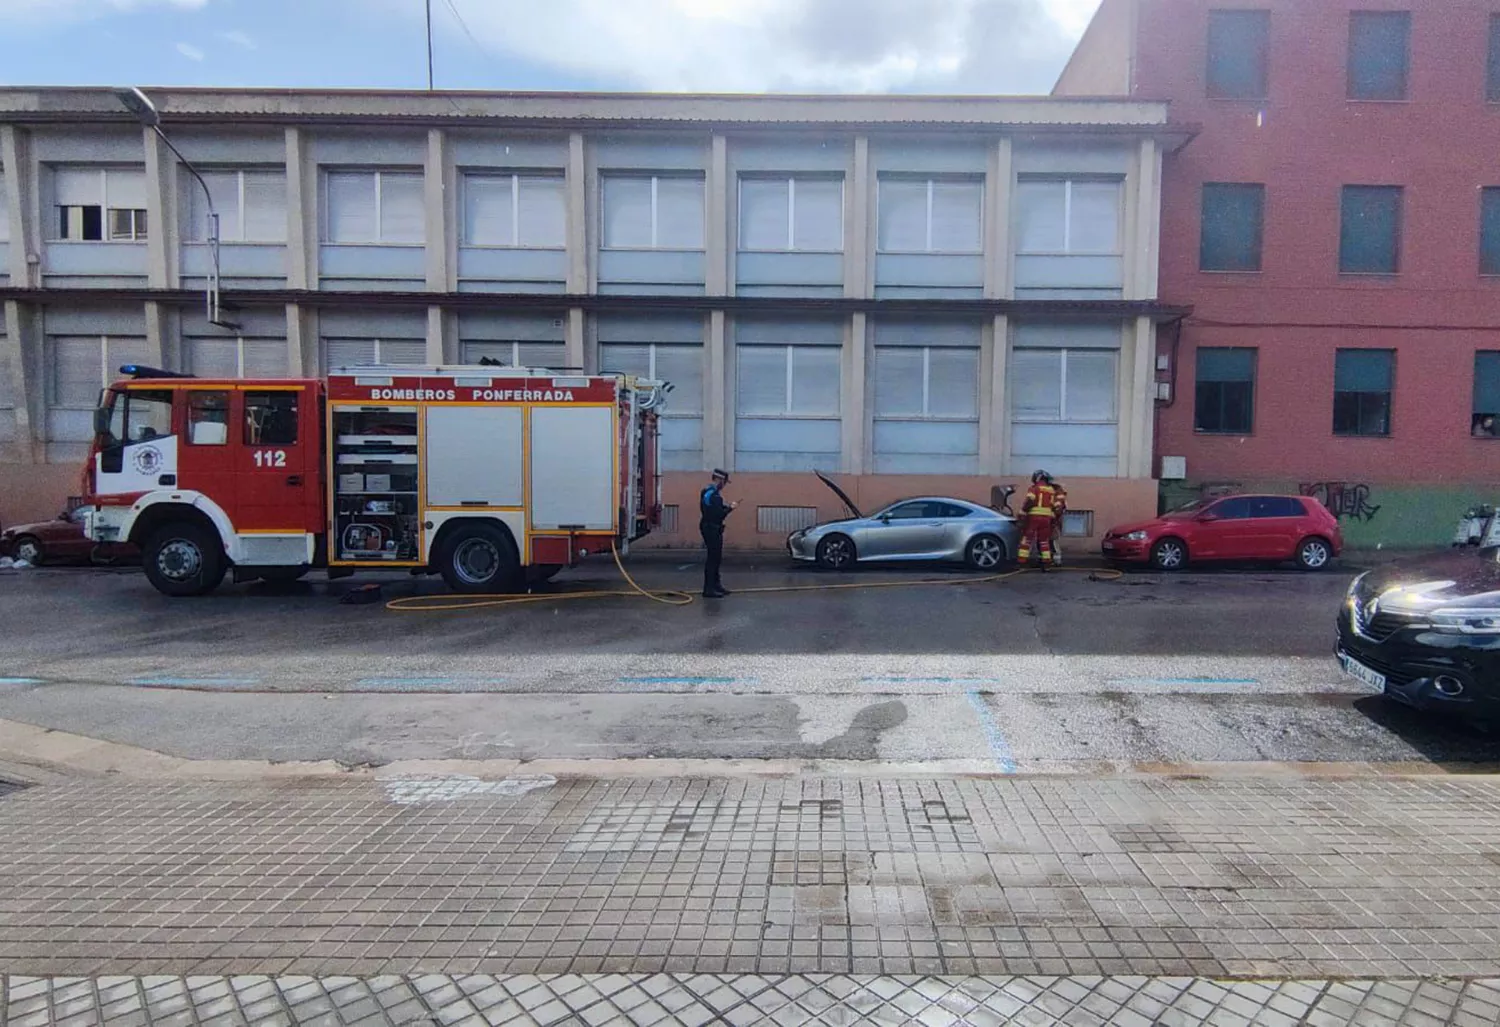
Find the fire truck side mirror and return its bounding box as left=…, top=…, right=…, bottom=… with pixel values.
left=93, top=407, right=110, bottom=437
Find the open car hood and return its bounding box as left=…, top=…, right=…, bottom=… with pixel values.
left=814, top=470, right=862, bottom=519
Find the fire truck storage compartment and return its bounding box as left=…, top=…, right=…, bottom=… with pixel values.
left=332, top=405, right=421, bottom=562
left=530, top=405, right=615, bottom=531
left=424, top=406, right=523, bottom=507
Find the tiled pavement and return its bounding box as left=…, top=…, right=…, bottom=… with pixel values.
left=4, top=773, right=1500, bottom=1022
left=5, top=972, right=1500, bottom=1026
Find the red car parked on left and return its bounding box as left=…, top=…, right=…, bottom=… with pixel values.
left=0, top=508, right=137, bottom=566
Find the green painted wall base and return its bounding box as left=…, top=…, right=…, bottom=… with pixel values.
left=1159, top=480, right=1496, bottom=549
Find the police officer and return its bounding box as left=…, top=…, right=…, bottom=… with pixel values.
left=700, top=469, right=736, bottom=598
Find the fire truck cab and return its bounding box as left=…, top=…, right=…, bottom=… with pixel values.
left=80, top=365, right=663, bottom=597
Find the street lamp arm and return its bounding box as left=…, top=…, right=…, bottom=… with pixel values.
left=150, top=125, right=214, bottom=218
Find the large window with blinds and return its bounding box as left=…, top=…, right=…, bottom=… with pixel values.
left=1009, top=324, right=1121, bottom=477
left=461, top=172, right=566, bottom=248
left=871, top=322, right=980, bottom=474
left=50, top=167, right=148, bottom=242
left=738, top=176, right=843, bottom=252
left=186, top=336, right=289, bottom=378
left=1333, top=349, right=1394, bottom=436
left=735, top=321, right=841, bottom=472
left=601, top=174, right=705, bottom=250
left=600, top=343, right=704, bottom=470
left=185, top=169, right=286, bottom=243
left=1473, top=352, right=1499, bottom=438
left=323, top=337, right=428, bottom=370
left=1194, top=347, right=1256, bottom=434
left=322, top=170, right=424, bottom=244
left=459, top=340, right=566, bottom=369
left=50, top=335, right=150, bottom=408
left=1340, top=186, right=1402, bottom=274
left=1016, top=178, right=1122, bottom=256
left=877, top=176, right=983, bottom=253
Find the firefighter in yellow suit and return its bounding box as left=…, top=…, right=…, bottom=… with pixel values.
left=1016, top=470, right=1060, bottom=568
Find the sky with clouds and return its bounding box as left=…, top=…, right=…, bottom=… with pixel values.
left=0, top=0, right=1102, bottom=95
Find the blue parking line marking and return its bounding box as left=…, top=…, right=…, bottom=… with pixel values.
left=1107, top=677, right=1260, bottom=687
left=0, top=677, right=42, bottom=686
left=862, top=676, right=1004, bottom=686
left=355, top=677, right=509, bottom=690
left=618, top=676, right=746, bottom=686
left=966, top=691, right=1017, bottom=774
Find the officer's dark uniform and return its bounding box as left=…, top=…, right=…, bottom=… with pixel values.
left=700, top=471, right=733, bottom=598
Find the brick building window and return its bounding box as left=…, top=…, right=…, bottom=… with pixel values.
left=1480, top=189, right=1500, bottom=275
left=1194, top=347, right=1256, bottom=434
left=1348, top=11, right=1410, bottom=101
left=1333, top=349, right=1394, bottom=437
left=1488, top=16, right=1500, bottom=102
left=1200, top=183, right=1264, bottom=271
left=1206, top=10, right=1270, bottom=99
left=1340, top=186, right=1402, bottom=274
left=1475, top=352, right=1500, bottom=438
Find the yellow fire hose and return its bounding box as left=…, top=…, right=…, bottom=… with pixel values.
left=384, top=543, right=1123, bottom=612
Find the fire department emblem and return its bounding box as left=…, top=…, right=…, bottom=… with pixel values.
left=132, top=446, right=164, bottom=476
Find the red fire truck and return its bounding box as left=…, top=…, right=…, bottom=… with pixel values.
left=79, top=365, right=663, bottom=597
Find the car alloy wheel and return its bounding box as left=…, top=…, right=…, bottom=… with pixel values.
left=13, top=538, right=41, bottom=565
left=1152, top=539, right=1186, bottom=571
left=817, top=535, right=855, bottom=570
left=1299, top=538, right=1331, bottom=570
left=968, top=536, right=1004, bottom=570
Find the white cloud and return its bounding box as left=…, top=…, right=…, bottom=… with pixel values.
left=427, top=0, right=1098, bottom=94
left=216, top=28, right=255, bottom=50
left=0, top=0, right=207, bottom=20
left=175, top=40, right=204, bottom=61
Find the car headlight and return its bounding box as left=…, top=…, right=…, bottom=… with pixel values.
left=1122, top=530, right=1149, bottom=542
left=1430, top=609, right=1500, bottom=636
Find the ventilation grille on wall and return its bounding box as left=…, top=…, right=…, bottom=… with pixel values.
left=660, top=504, right=679, bottom=534
left=757, top=506, right=818, bottom=534
left=1060, top=510, right=1094, bottom=538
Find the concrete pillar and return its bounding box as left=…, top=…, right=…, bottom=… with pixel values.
left=425, top=305, right=445, bottom=365
left=1120, top=315, right=1156, bottom=478
left=2, top=127, right=35, bottom=287
left=984, top=137, right=1014, bottom=300
left=841, top=312, right=867, bottom=474
left=424, top=128, right=450, bottom=292
left=707, top=134, right=728, bottom=296
left=845, top=136, right=871, bottom=298
left=1124, top=138, right=1162, bottom=301
left=987, top=315, right=1010, bottom=475
left=705, top=309, right=728, bottom=471
left=285, top=303, right=313, bottom=376
left=565, top=307, right=586, bottom=372
left=3, top=300, right=38, bottom=463
left=566, top=132, right=587, bottom=295
left=284, top=128, right=313, bottom=291
left=142, top=128, right=173, bottom=289
left=142, top=301, right=167, bottom=369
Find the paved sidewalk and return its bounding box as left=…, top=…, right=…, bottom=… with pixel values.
left=3, top=771, right=1500, bottom=1023
left=5, top=972, right=1500, bottom=1026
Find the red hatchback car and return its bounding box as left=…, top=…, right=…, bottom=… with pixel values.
left=1101, top=494, right=1342, bottom=571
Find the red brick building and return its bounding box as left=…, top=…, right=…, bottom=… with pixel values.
left=1057, top=0, right=1500, bottom=545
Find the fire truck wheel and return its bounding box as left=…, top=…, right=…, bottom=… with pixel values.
left=142, top=521, right=227, bottom=597
left=438, top=523, right=521, bottom=594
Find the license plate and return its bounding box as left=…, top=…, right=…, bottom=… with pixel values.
left=1339, top=652, right=1386, bottom=691
left=1102, top=542, right=1115, bottom=551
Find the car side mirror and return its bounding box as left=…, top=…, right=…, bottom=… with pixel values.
left=878, top=513, right=892, bottom=523
left=1196, top=512, right=1218, bottom=522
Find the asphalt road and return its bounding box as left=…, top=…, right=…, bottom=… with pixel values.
left=0, top=556, right=1495, bottom=767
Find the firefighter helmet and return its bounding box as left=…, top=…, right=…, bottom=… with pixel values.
left=1031, top=469, right=1053, bottom=484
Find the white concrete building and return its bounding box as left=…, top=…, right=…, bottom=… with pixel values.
left=0, top=87, right=1189, bottom=545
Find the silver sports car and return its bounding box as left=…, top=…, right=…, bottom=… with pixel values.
left=787, top=472, right=1022, bottom=571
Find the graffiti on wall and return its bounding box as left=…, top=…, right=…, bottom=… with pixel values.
left=1300, top=481, right=1381, bottom=522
